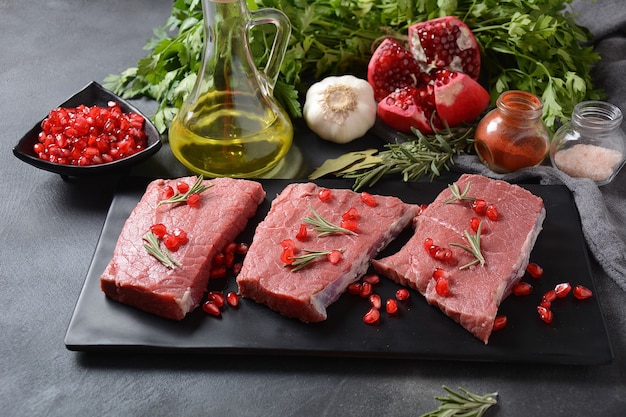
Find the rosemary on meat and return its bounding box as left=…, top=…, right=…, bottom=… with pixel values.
left=157, top=175, right=213, bottom=206
left=444, top=181, right=476, bottom=204
left=303, top=205, right=358, bottom=237
left=287, top=248, right=345, bottom=272
left=420, top=386, right=498, bottom=417
left=143, top=231, right=181, bottom=269
left=450, top=224, right=486, bottom=270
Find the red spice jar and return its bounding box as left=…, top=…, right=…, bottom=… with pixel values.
left=474, top=90, right=550, bottom=173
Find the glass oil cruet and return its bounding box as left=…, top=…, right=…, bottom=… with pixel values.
left=168, top=0, right=293, bottom=178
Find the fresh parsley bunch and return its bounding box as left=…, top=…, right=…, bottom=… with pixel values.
left=105, top=0, right=602, bottom=134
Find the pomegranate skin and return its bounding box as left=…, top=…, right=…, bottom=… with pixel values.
left=434, top=71, right=490, bottom=127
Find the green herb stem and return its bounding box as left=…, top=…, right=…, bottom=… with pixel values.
left=287, top=248, right=345, bottom=272
left=143, top=232, right=181, bottom=269
left=157, top=175, right=212, bottom=206
left=303, top=205, right=358, bottom=237
left=420, top=386, right=498, bottom=417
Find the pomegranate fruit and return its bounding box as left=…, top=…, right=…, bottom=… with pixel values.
left=368, top=16, right=488, bottom=134
left=408, top=16, right=481, bottom=80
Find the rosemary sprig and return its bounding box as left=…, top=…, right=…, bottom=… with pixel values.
left=310, top=126, right=474, bottom=191
left=420, top=386, right=498, bottom=417
left=287, top=248, right=345, bottom=272
left=157, top=175, right=213, bottom=206
left=444, top=181, right=476, bottom=204
left=303, top=205, right=358, bottom=237
left=450, top=224, right=486, bottom=270
left=143, top=231, right=181, bottom=269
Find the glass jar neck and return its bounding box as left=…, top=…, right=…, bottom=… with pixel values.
left=496, top=90, right=544, bottom=120
left=571, top=101, right=623, bottom=132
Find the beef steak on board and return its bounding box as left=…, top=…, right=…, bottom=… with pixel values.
left=372, top=174, right=546, bottom=343
left=100, top=176, right=265, bottom=320
left=236, top=182, right=419, bottom=323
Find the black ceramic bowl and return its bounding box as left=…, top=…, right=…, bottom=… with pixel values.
left=13, top=81, right=161, bottom=178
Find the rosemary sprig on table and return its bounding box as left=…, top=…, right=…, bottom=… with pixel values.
left=143, top=231, right=180, bottom=269
left=450, top=225, right=486, bottom=270
left=420, top=386, right=498, bottom=417
left=157, top=175, right=213, bottom=206
left=309, top=126, right=474, bottom=191
left=287, top=248, right=345, bottom=272
left=303, top=206, right=358, bottom=237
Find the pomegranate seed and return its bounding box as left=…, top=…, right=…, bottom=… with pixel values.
left=486, top=204, right=499, bottom=221
left=327, top=249, right=343, bottom=265
left=369, top=294, right=382, bottom=309
left=433, top=247, right=454, bottom=262
left=150, top=223, right=167, bottom=238
left=543, top=289, right=557, bottom=303
left=224, top=242, right=238, bottom=255
left=209, top=266, right=227, bottom=279
left=360, top=192, right=378, bottom=207
left=226, top=291, right=239, bottom=307
left=513, top=282, right=533, bottom=296
left=363, top=307, right=380, bottom=324
left=162, top=186, right=175, bottom=199
left=163, top=234, right=180, bottom=251
left=318, top=188, right=332, bottom=202
left=526, top=263, right=544, bottom=279
left=236, top=242, right=249, bottom=255
left=340, top=219, right=359, bottom=233
left=537, top=306, right=553, bottom=324
left=360, top=282, right=373, bottom=298
left=540, top=298, right=552, bottom=309
left=493, top=315, right=507, bottom=331
left=432, top=267, right=449, bottom=281
left=171, top=227, right=188, bottom=245
left=395, top=288, right=410, bottom=301
left=224, top=252, right=235, bottom=268
left=435, top=276, right=450, bottom=296
left=202, top=301, right=221, bottom=317
left=280, top=239, right=296, bottom=250
left=347, top=282, right=361, bottom=295
left=424, top=238, right=434, bottom=252
left=362, top=274, right=380, bottom=285
left=280, top=247, right=295, bottom=265
left=554, top=282, right=572, bottom=298
left=385, top=298, right=398, bottom=314
left=186, top=193, right=201, bottom=207
left=212, top=252, right=225, bottom=267
left=471, top=199, right=488, bottom=215
left=573, top=285, right=593, bottom=300
left=232, top=263, right=243, bottom=276
left=342, top=207, right=359, bottom=220
left=295, top=223, right=308, bottom=241
left=207, top=291, right=225, bottom=308
left=176, top=181, right=190, bottom=194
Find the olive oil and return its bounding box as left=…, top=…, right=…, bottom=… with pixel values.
left=169, top=91, right=293, bottom=178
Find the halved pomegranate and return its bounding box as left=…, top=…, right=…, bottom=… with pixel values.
left=368, top=16, right=488, bottom=134
left=408, top=16, right=481, bottom=80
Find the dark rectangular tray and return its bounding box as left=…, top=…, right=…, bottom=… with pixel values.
left=64, top=178, right=613, bottom=365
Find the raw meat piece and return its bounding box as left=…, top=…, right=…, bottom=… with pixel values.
left=236, top=183, right=419, bottom=323
left=372, top=174, right=545, bottom=343
left=100, top=177, right=265, bottom=320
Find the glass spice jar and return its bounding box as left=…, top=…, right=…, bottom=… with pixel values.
left=550, top=101, right=626, bottom=185
left=474, top=90, right=550, bottom=173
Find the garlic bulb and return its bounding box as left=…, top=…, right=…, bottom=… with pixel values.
left=303, top=75, right=377, bottom=144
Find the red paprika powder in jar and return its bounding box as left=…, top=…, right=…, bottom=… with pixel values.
left=474, top=90, right=550, bottom=173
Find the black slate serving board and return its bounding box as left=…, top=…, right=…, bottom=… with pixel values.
left=65, top=178, right=613, bottom=365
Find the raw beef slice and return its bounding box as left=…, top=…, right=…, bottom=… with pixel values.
left=372, top=174, right=545, bottom=343
left=236, top=183, right=419, bottom=323
left=100, top=177, right=265, bottom=320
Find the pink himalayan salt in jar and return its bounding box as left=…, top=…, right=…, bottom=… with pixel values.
left=550, top=101, right=626, bottom=185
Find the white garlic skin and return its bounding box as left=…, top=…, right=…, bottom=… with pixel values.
left=303, top=75, right=377, bottom=144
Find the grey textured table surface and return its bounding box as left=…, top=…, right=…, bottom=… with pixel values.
left=1, top=1, right=625, bottom=416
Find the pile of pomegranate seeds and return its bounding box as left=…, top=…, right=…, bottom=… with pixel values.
left=33, top=101, right=147, bottom=166
left=202, top=290, right=240, bottom=317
